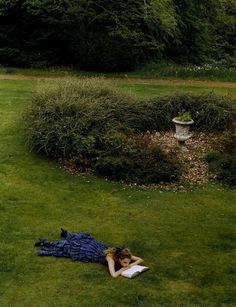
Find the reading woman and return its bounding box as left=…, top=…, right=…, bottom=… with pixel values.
left=34, top=229, right=144, bottom=278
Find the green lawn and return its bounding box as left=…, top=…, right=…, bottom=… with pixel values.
left=0, top=79, right=236, bottom=306
left=1, top=63, right=236, bottom=82
left=117, top=82, right=236, bottom=98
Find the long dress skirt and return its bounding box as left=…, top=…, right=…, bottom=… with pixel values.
left=37, top=232, right=108, bottom=264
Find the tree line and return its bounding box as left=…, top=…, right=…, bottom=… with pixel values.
left=0, top=0, right=235, bottom=71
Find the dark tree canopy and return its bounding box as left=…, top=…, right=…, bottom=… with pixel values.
left=0, top=0, right=235, bottom=71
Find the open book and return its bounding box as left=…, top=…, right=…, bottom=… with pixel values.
left=121, top=265, right=149, bottom=279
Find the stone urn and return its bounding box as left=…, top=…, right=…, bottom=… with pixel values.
left=172, top=117, right=194, bottom=151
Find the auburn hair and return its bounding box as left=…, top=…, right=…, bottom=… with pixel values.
left=104, top=246, right=132, bottom=262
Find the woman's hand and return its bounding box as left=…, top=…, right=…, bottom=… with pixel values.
left=124, top=264, right=132, bottom=270
left=130, top=255, right=144, bottom=266
left=106, top=254, right=144, bottom=278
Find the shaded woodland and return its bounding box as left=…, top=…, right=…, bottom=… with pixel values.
left=0, top=0, right=235, bottom=71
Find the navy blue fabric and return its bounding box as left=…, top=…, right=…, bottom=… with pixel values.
left=38, top=232, right=108, bottom=264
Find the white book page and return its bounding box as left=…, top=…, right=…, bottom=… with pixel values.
left=122, top=265, right=149, bottom=277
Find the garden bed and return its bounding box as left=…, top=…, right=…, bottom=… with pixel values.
left=149, top=131, right=222, bottom=185
left=24, top=78, right=235, bottom=186
left=59, top=131, right=222, bottom=188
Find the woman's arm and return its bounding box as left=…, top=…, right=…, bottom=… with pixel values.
left=130, top=255, right=144, bottom=267
left=106, top=255, right=127, bottom=278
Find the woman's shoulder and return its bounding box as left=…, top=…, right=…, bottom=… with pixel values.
left=105, top=254, right=121, bottom=269
left=105, top=253, right=114, bottom=262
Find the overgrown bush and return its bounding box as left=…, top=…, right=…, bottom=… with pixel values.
left=94, top=146, right=181, bottom=184
left=139, top=93, right=235, bottom=132
left=24, top=78, right=136, bottom=158
left=24, top=78, right=181, bottom=184
left=205, top=125, right=236, bottom=186
left=24, top=78, right=235, bottom=184
left=93, top=129, right=181, bottom=184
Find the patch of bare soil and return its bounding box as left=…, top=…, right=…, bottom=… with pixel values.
left=149, top=131, right=222, bottom=186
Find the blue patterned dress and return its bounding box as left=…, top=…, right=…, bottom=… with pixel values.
left=37, top=232, right=108, bottom=264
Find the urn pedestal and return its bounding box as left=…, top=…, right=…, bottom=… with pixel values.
left=172, top=118, right=194, bottom=152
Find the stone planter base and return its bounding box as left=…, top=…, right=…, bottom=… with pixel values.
left=172, top=118, right=194, bottom=151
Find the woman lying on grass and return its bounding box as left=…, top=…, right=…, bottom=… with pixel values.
left=34, top=229, right=144, bottom=278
